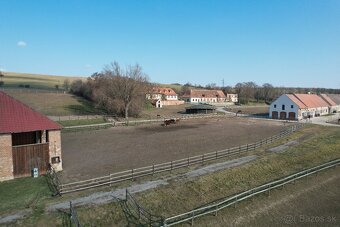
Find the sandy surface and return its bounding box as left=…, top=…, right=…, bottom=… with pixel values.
left=60, top=117, right=285, bottom=182
left=61, top=118, right=284, bottom=182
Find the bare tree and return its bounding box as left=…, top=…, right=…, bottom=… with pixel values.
left=63, top=79, right=70, bottom=92
left=262, top=83, right=274, bottom=102
left=93, top=62, right=149, bottom=119
left=0, top=71, right=4, bottom=86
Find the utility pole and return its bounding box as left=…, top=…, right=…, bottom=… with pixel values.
left=222, top=79, right=225, bottom=88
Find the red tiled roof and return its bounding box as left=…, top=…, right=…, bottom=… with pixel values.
left=293, top=94, right=329, bottom=108
left=286, top=94, right=307, bottom=109
left=327, top=94, right=340, bottom=105
left=0, top=91, right=62, bottom=133
left=182, top=89, right=227, bottom=99
left=320, top=94, right=337, bottom=106
left=152, top=87, right=177, bottom=96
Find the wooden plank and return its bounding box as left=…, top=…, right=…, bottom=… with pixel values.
left=12, top=143, right=49, bottom=177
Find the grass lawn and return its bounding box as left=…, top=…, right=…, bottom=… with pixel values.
left=3, top=90, right=101, bottom=116
left=1, top=72, right=84, bottom=90
left=0, top=176, right=51, bottom=215
left=58, top=118, right=107, bottom=127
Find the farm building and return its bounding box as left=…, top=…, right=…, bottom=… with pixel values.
left=185, top=104, right=217, bottom=114
left=181, top=89, right=235, bottom=103
left=269, top=94, right=331, bottom=120
left=0, top=91, right=62, bottom=181
left=324, top=94, right=340, bottom=112
left=146, top=87, right=184, bottom=108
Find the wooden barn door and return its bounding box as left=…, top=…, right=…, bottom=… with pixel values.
left=12, top=143, right=50, bottom=177
left=288, top=112, right=296, bottom=120
left=272, top=111, right=278, bottom=119
left=280, top=112, right=286, bottom=120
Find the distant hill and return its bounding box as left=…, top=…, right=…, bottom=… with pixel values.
left=1, top=72, right=86, bottom=90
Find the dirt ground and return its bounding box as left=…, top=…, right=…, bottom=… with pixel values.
left=226, top=105, right=269, bottom=115
left=60, top=117, right=285, bottom=182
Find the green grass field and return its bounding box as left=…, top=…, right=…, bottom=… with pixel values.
left=1, top=72, right=85, bottom=90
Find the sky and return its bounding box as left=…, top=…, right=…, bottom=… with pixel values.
left=0, top=0, right=339, bottom=88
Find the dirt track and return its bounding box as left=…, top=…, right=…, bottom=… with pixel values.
left=61, top=117, right=285, bottom=182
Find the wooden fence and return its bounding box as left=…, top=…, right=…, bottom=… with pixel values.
left=162, top=158, right=340, bottom=226
left=58, top=124, right=304, bottom=194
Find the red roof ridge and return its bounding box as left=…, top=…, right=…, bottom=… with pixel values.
left=0, top=91, right=62, bottom=133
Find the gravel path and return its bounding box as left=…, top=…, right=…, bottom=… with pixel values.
left=46, top=155, right=257, bottom=212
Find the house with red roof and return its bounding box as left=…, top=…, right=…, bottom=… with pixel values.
left=0, top=91, right=63, bottom=181
left=181, top=89, right=237, bottom=103
left=269, top=93, right=332, bottom=120
left=146, top=87, right=184, bottom=108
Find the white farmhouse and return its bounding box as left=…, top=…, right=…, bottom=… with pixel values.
left=269, top=94, right=330, bottom=120
left=181, top=89, right=231, bottom=103
left=146, top=87, right=184, bottom=108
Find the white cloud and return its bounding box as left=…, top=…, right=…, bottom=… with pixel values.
left=17, top=41, right=27, bottom=47
left=0, top=67, right=6, bottom=72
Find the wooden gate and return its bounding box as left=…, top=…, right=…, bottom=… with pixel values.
left=12, top=143, right=50, bottom=177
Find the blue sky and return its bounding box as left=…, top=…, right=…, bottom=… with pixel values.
left=0, top=0, right=339, bottom=88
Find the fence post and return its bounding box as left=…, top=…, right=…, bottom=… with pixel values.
left=170, top=161, right=173, bottom=173
left=215, top=151, right=218, bottom=159
left=247, top=144, right=249, bottom=151
left=202, top=154, right=204, bottom=165
left=191, top=211, right=195, bottom=226
left=69, top=201, right=72, bottom=227
left=131, top=169, right=134, bottom=181
left=187, top=157, right=190, bottom=167
left=152, top=165, right=155, bottom=175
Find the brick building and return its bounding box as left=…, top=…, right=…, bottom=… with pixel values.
left=0, top=91, right=62, bottom=181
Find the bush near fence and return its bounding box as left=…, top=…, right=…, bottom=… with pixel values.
left=57, top=124, right=304, bottom=194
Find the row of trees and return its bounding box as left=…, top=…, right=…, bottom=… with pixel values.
left=177, top=81, right=340, bottom=104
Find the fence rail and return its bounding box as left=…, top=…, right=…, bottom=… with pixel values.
left=162, top=158, right=340, bottom=226
left=58, top=124, right=304, bottom=194
left=118, top=189, right=165, bottom=226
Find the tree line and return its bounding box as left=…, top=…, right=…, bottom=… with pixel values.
left=176, top=81, right=340, bottom=104
left=68, top=62, right=340, bottom=118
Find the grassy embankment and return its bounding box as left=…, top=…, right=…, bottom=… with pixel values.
left=5, top=124, right=339, bottom=226
left=1, top=72, right=84, bottom=90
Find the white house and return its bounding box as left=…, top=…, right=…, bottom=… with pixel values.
left=269, top=94, right=330, bottom=120
left=146, top=87, right=184, bottom=108
left=147, top=87, right=178, bottom=101
left=181, top=89, right=231, bottom=103
left=226, top=93, right=238, bottom=103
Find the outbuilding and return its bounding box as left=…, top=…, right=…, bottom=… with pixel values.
left=0, top=91, right=63, bottom=181
left=185, top=104, right=217, bottom=114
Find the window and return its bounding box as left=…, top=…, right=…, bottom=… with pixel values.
left=291, top=105, right=294, bottom=108
left=282, top=105, right=285, bottom=110
left=274, top=104, right=277, bottom=108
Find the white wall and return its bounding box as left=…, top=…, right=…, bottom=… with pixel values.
left=269, top=94, right=300, bottom=120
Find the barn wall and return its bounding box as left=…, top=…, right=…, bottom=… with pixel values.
left=48, top=130, right=63, bottom=171
left=0, top=134, right=14, bottom=181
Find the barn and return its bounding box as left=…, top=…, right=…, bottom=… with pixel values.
left=269, top=94, right=330, bottom=120
left=185, top=104, right=216, bottom=114
left=0, top=91, right=63, bottom=181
